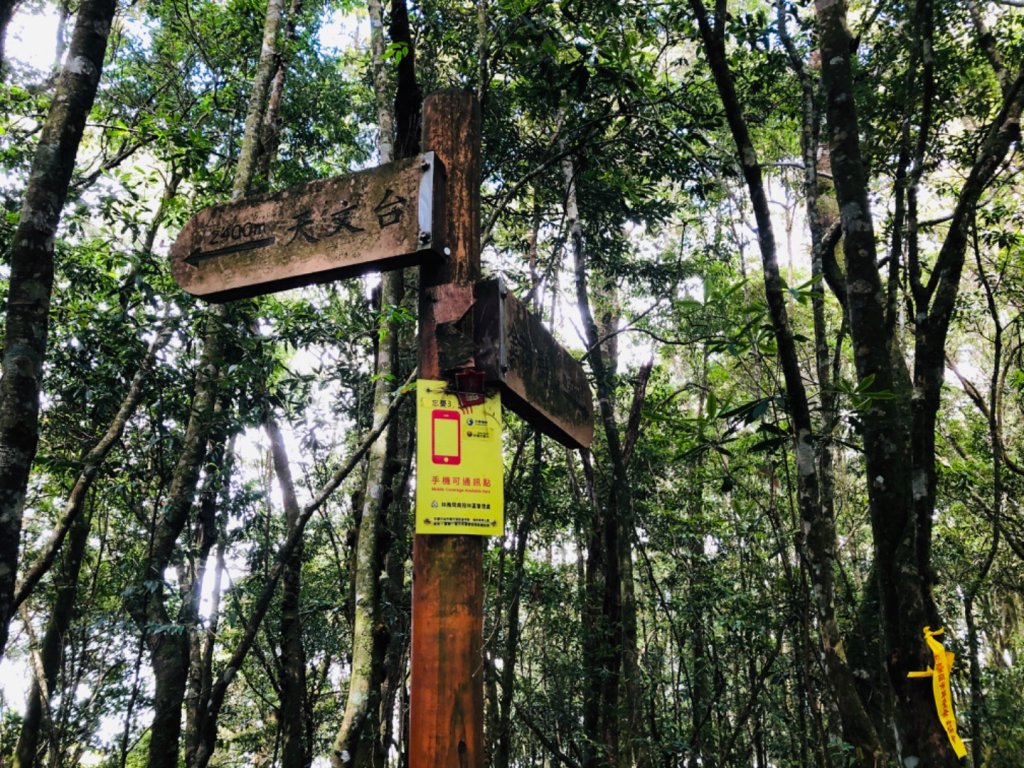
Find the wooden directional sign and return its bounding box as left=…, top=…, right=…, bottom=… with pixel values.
left=170, top=153, right=446, bottom=302
left=472, top=278, right=594, bottom=449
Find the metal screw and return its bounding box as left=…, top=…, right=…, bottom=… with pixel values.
left=443, top=247, right=452, bottom=256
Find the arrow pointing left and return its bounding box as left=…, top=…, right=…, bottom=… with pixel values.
left=183, top=237, right=278, bottom=267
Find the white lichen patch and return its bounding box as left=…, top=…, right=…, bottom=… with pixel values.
left=67, top=55, right=98, bottom=78
left=913, top=470, right=928, bottom=501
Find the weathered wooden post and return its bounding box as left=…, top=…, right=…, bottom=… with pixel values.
left=410, top=89, right=485, bottom=768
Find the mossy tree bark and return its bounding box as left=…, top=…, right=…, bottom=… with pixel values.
left=0, top=0, right=117, bottom=662
left=331, top=0, right=418, bottom=764
left=688, top=0, right=884, bottom=762
left=126, top=0, right=288, bottom=763
left=814, top=0, right=1024, bottom=761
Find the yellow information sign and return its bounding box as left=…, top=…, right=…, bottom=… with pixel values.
left=416, top=379, right=504, bottom=535
left=907, top=626, right=968, bottom=759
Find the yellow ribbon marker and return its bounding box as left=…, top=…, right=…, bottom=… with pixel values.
left=906, top=626, right=968, bottom=759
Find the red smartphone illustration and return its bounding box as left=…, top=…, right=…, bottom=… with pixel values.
left=431, top=409, right=461, bottom=465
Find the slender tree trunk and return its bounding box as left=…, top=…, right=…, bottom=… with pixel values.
left=255, top=0, right=303, bottom=186
left=190, top=382, right=412, bottom=768
left=332, top=378, right=404, bottom=764
left=230, top=2, right=310, bottom=756
left=814, top=0, right=1024, bottom=761
left=389, top=0, right=420, bottom=160
left=375, top=373, right=414, bottom=761
left=493, top=433, right=542, bottom=768
left=117, top=636, right=147, bottom=768
left=598, top=290, right=647, bottom=768
left=234, top=0, right=285, bottom=200
left=564, top=153, right=630, bottom=768
left=125, top=0, right=288, bottom=759
left=686, top=351, right=714, bottom=768
left=329, top=169, right=403, bottom=768
left=12, top=503, right=91, bottom=768
left=184, top=539, right=225, bottom=767
left=0, top=0, right=18, bottom=79
left=183, top=422, right=231, bottom=767
left=14, top=325, right=171, bottom=611
left=12, top=324, right=168, bottom=767
left=128, top=319, right=224, bottom=768
left=0, top=0, right=117, bottom=662
left=331, top=0, right=417, bottom=762
left=688, top=1, right=883, bottom=762
left=962, top=228, right=1005, bottom=767
left=267, top=415, right=311, bottom=768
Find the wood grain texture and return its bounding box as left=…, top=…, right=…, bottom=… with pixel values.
left=411, top=90, right=485, bottom=768
left=171, top=154, right=444, bottom=301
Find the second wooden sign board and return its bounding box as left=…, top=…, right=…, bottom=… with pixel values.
left=472, top=278, right=594, bottom=450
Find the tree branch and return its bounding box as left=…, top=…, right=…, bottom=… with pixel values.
left=946, top=355, right=1024, bottom=478
left=14, top=325, right=172, bottom=609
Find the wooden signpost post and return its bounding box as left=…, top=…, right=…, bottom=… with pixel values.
left=170, top=90, right=593, bottom=767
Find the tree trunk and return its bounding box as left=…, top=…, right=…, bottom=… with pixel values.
left=14, top=324, right=171, bottom=610
left=184, top=538, right=226, bottom=768
left=0, top=0, right=116, bottom=662
left=332, top=0, right=417, bottom=763
left=188, top=372, right=411, bottom=768
left=0, top=0, right=18, bottom=79
left=376, top=412, right=414, bottom=761
left=233, top=0, right=285, bottom=200
left=688, top=0, right=883, bottom=762
left=962, top=234, right=1005, bottom=767
left=183, top=422, right=231, bottom=767
left=564, top=153, right=630, bottom=768
left=12, top=503, right=91, bottom=768
left=266, top=415, right=311, bottom=768
left=686, top=352, right=715, bottom=768
left=117, top=636, right=147, bottom=768
left=12, top=324, right=169, bottom=767
left=255, top=0, right=303, bottom=187
left=125, top=0, right=290, bottom=759
left=814, top=0, right=1024, bottom=762
left=125, top=306, right=225, bottom=768
left=493, top=433, right=542, bottom=768
left=329, top=347, right=399, bottom=767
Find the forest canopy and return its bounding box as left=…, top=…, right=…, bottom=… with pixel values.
left=0, top=0, right=1023, bottom=767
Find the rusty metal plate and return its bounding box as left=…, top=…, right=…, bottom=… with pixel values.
left=473, top=278, right=594, bottom=449
left=170, top=153, right=445, bottom=302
